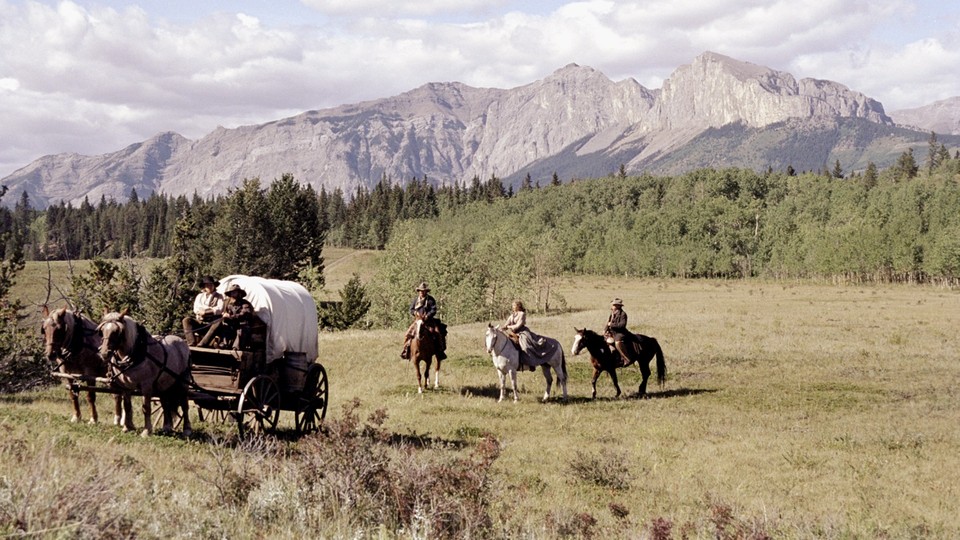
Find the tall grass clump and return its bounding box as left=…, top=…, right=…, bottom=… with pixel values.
left=0, top=435, right=133, bottom=537
left=296, top=398, right=502, bottom=538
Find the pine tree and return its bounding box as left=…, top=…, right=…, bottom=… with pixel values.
left=521, top=173, right=533, bottom=191
left=863, top=162, right=878, bottom=189
left=894, top=148, right=919, bottom=180
left=925, top=131, right=940, bottom=175
left=832, top=159, right=844, bottom=179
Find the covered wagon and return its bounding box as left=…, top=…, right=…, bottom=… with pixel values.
left=189, top=275, right=328, bottom=435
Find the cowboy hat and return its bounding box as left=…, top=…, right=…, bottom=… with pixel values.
left=199, top=276, right=219, bottom=287
left=610, top=298, right=624, bottom=306
left=415, top=282, right=430, bottom=292
left=224, top=284, right=247, bottom=298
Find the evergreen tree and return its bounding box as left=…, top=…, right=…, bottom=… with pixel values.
left=617, top=163, right=628, bottom=180
left=521, top=173, right=533, bottom=191
left=319, top=273, right=370, bottom=330
left=832, top=159, right=844, bottom=179
left=0, top=186, right=44, bottom=392
left=893, top=148, right=919, bottom=180
left=210, top=178, right=274, bottom=276
left=925, top=131, right=941, bottom=175
left=863, top=162, right=878, bottom=189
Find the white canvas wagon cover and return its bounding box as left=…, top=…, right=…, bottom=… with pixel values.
left=217, top=275, right=318, bottom=362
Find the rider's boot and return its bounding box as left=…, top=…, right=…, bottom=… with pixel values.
left=615, top=341, right=631, bottom=367
left=400, top=341, right=411, bottom=360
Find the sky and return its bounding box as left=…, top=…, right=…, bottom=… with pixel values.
left=1, top=0, right=958, bottom=179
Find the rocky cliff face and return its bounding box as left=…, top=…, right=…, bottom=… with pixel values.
left=650, top=52, right=890, bottom=130
left=0, top=52, right=929, bottom=208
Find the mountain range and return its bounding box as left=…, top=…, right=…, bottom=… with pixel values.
left=4, top=51, right=960, bottom=209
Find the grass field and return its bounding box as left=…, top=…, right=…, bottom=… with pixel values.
left=3, top=261, right=959, bottom=538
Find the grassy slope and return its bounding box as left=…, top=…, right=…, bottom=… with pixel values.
left=3, top=256, right=959, bottom=538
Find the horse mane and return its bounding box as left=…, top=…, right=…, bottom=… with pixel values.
left=102, top=312, right=140, bottom=354
left=580, top=327, right=602, bottom=340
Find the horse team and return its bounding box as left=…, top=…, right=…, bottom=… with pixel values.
left=42, top=306, right=192, bottom=437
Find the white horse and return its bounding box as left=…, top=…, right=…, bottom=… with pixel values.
left=484, top=324, right=568, bottom=402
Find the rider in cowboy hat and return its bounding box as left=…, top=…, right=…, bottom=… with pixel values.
left=221, top=284, right=255, bottom=350
left=400, top=282, right=447, bottom=360
left=197, top=283, right=254, bottom=349
left=605, top=297, right=636, bottom=366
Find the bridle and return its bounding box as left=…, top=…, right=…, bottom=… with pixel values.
left=485, top=326, right=507, bottom=356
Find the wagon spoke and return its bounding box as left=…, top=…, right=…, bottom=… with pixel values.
left=237, top=375, right=280, bottom=437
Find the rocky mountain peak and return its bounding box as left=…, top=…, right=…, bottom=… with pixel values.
left=2, top=52, right=940, bottom=209
left=890, top=97, right=960, bottom=135
left=653, top=51, right=891, bottom=130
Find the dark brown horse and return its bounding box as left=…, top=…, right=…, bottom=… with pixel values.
left=571, top=327, right=666, bottom=399
left=41, top=306, right=127, bottom=425
left=409, top=313, right=442, bottom=393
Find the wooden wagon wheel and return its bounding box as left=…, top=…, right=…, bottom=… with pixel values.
left=236, top=375, right=280, bottom=437
left=295, top=363, right=328, bottom=434
left=196, top=405, right=230, bottom=424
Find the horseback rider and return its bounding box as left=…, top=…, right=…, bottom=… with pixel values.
left=605, top=298, right=637, bottom=367
left=503, top=299, right=547, bottom=371
left=182, top=276, right=224, bottom=346
left=401, top=282, right=447, bottom=360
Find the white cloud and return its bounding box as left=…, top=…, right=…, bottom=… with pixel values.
left=0, top=0, right=958, bottom=177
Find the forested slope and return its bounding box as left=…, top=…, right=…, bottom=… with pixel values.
left=369, top=157, right=960, bottom=325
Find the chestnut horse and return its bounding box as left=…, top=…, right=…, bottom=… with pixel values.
left=571, top=327, right=665, bottom=399
left=41, top=306, right=128, bottom=425
left=409, top=314, right=442, bottom=393
left=98, top=310, right=192, bottom=437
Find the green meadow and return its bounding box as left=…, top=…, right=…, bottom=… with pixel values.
left=2, top=255, right=959, bottom=538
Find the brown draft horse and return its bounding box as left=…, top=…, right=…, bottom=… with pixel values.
left=98, top=309, right=193, bottom=437
left=409, top=313, right=442, bottom=393
left=41, top=306, right=128, bottom=425
left=571, top=327, right=666, bottom=399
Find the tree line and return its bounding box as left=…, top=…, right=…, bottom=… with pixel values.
left=10, top=173, right=517, bottom=262
left=367, top=145, right=960, bottom=327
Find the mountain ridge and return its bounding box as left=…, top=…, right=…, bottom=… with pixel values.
left=3, top=51, right=958, bottom=209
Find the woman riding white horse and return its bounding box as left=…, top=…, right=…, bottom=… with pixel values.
left=485, top=323, right=568, bottom=402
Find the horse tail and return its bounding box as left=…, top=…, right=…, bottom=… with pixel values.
left=560, top=349, right=567, bottom=381
left=653, top=338, right=666, bottom=386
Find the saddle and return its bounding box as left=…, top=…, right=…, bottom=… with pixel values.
left=502, top=329, right=521, bottom=348
left=605, top=330, right=641, bottom=365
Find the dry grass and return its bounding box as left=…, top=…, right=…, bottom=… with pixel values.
left=3, top=272, right=959, bottom=538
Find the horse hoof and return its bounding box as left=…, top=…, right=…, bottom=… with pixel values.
left=418, top=387, right=423, bottom=394
left=183, top=429, right=193, bottom=438
left=70, top=416, right=80, bottom=423
left=140, top=430, right=151, bottom=438
left=87, top=418, right=98, bottom=425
